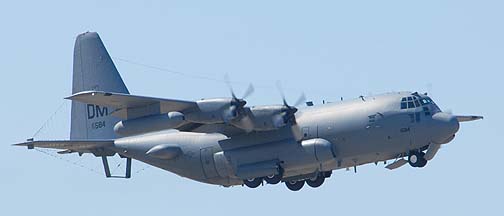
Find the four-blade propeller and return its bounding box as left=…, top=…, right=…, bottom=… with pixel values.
left=223, top=77, right=306, bottom=140
left=224, top=75, right=255, bottom=122
left=277, top=81, right=306, bottom=125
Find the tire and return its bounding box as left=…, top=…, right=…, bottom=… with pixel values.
left=264, top=174, right=282, bottom=185
left=306, top=175, right=325, bottom=188
left=417, top=158, right=428, bottom=168
left=244, top=178, right=262, bottom=188
left=285, top=180, right=305, bottom=191
left=408, top=151, right=426, bottom=167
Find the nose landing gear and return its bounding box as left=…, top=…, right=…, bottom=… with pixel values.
left=408, top=151, right=427, bottom=168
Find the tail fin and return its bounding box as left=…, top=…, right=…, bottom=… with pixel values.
left=70, top=32, right=129, bottom=140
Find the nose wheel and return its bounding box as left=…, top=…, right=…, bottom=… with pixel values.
left=408, top=151, right=427, bottom=168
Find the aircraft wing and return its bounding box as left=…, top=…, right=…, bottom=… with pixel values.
left=66, top=91, right=198, bottom=119
left=14, top=140, right=115, bottom=154
left=176, top=122, right=248, bottom=137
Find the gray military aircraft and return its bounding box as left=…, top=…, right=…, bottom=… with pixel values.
left=15, top=32, right=483, bottom=191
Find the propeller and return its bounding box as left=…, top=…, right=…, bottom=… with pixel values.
left=223, top=75, right=255, bottom=122
left=276, top=81, right=306, bottom=141
left=276, top=81, right=306, bottom=124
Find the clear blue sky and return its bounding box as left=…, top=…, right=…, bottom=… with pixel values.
left=1, top=0, right=501, bottom=215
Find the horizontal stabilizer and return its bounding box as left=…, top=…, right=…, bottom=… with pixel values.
left=66, top=91, right=198, bottom=119
left=14, top=140, right=114, bottom=151
left=456, top=115, right=483, bottom=122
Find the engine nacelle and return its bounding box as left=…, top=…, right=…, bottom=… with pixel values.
left=146, top=144, right=182, bottom=160
left=114, top=112, right=185, bottom=136
left=185, top=98, right=235, bottom=124
left=230, top=105, right=286, bottom=131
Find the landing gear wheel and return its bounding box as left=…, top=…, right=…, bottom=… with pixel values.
left=306, top=175, right=325, bottom=188
left=264, top=174, right=282, bottom=185
left=244, top=178, right=262, bottom=188
left=408, top=151, right=426, bottom=167
left=417, top=157, right=428, bottom=168
left=285, top=180, right=305, bottom=191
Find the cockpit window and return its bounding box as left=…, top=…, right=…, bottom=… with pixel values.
left=401, top=96, right=430, bottom=110
left=408, top=101, right=415, bottom=108
left=420, top=97, right=433, bottom=105
left=401, top=102, right=407, bottom=109
left=423, top=106, right=431, bottom=116
left=414, top=99, right=420, bottom=107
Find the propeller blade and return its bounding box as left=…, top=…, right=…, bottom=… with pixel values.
left=275, top=81, right=288, bottom=106
left=242, top=84, right=255, bottom=99
left=224, top=74, right=238, bottom=100
left=290, top=124, right=303, bottom=141
left=239, top=115, right=255, bottom=133
left=294, top=93, right=306, bottom=107
left=222, top=105, right=237, bottom=123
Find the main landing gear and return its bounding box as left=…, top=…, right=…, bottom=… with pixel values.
left=243, top=171, right=332, bottom=191
left=408, top=151, right=427, bottom=168
left=284, top=172, right=329, bottom=191
left=244, top=178, right=262, bottom=188
left=264, top=174, right=282, bottom=185
left=285, top=180, right=305, bottom=191
left=306, top=174, right=325, bottom=188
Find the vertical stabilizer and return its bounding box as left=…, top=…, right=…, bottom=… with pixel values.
left=70, top=32, right=129, bottom=140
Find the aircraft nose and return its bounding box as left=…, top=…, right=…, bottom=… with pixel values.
left=431, top=112, right=460, bottom=144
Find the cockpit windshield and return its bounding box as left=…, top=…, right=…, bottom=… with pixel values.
left=400, top=94, right=440, bottom=116
left=420, top=97, right=433, bottom=106
left=400, top=96, right=423, bottom=109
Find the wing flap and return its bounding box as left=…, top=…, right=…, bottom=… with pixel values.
left=66, top=91, right=198, bottom=119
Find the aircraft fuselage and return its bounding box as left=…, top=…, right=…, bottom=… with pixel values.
left=112, top=91, right=459, bottom=186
